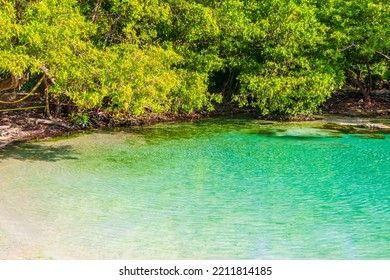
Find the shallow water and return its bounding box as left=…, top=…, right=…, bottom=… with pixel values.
left=0, top=117, right=389, bottom=259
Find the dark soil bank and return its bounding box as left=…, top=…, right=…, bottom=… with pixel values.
left=321, top=89, right=390, bottom=117
left=1, top=90, right=390, bottom=149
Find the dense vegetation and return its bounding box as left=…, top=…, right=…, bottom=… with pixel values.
left=1, top=0, right=389, bottom=117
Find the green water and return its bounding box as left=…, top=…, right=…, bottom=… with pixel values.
left=0, top=117, right=389, bottom=259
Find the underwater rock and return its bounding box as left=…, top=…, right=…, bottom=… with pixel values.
left=274, top=128, right=340, bottom=139
left=323, top=122, right=389, bottom=136
left=337, top=122, right=390, bottom=130
left=253, top=126, right=341, bottom=139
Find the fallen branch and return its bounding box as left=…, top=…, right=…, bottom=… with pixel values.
left=27, top=118, right=70, bottom=128
left=0, top=125, right=11, bottom=130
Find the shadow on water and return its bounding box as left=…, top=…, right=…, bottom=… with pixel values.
left=0, top=143, right=79, bottom=162
left=103, top=117, right=262, bottom=144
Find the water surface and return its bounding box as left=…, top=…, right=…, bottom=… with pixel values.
left=0, top=117, right=389, bottom=259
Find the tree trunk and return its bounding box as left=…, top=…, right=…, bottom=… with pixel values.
left=366, top=61, right=373, bottom=92
left=54, top=98, right=62, bottom=118
left=347, top=68, right=371, bottom=104
left=357, top=69, right=371, bottom=104
left=91, top=0, right=102, bottom=23
left=44, top=76, right=52, bottom=119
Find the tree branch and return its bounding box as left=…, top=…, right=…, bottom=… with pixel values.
left=40, top=66, right=56, bottom=85
left=92, top=0, right=102, bottom=23
left=375, top=51, right=390, bottom=61
left=339, top=43, right=359, bottom=52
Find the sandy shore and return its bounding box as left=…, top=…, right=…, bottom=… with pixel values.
left=0, top=198, right=47, bottom=260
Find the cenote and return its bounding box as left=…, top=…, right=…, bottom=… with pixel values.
left=0, top=117, right=389, bottom=259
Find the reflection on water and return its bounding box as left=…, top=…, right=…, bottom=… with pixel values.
left=0, top=117, right=389, bottom=259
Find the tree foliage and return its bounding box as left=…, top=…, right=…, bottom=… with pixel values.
left=317, top=0, right=390, bottom=101
left=1, top=0, right=389, bottom=117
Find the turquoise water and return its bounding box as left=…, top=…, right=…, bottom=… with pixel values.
left=0, top=117, right=389, bottom=259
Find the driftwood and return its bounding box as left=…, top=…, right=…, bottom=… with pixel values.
left=27, top=118, right=70, bottom=128
left=376, top=109, right=390, bottom=114
left=0, top=125, right=11, bottom=130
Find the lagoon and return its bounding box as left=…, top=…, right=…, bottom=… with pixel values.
left=0, top=117, right=389, bottom=259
